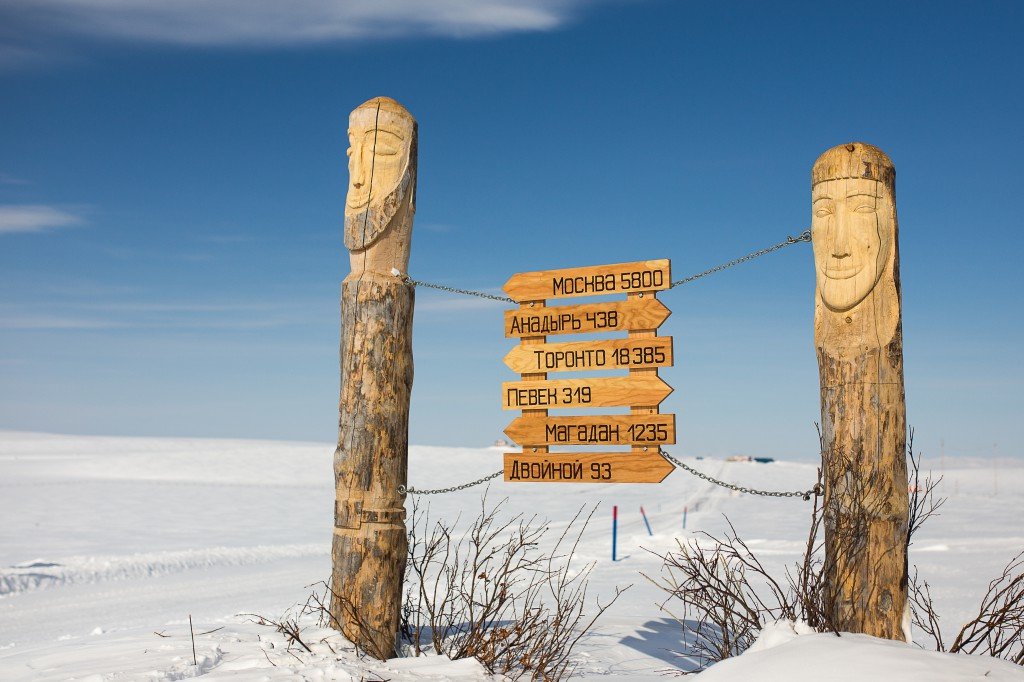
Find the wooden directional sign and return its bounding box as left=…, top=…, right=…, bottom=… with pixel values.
left=504, top=451, right=674, bottom=483
left=503, top=259, right=671, bottom=302
left=504, top=414, right=676, bottom=446
left=501, top=257, right=676, bottom=485
left=505, top=298, right=671, bottom=338
left=503, top=337, right=673, bottom=374
left=502, top=376, right=673, bottom=410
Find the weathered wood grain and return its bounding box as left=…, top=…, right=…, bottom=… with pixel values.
left=812, top=142, right=908, bottom=641
left=504, top=298, right=671, bottom=338
left=628, top=291, right=661, bottom=459
left=503, top=259, right=670, bottom=302
left=501, top=376, right=673, bottom=410
left=504, top=451, right=674, bottom=483
left=331, top=96, right=416, bottom=660
left=503, top=337, right=673, bottom=373
left=504, top=413, right=676, bottom=446
left=519, top=299, right=549, bottom=454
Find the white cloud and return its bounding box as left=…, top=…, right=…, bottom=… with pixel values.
left=1, top=0, right=599, bottom=48
left=0, top=205, right=82, bottom=234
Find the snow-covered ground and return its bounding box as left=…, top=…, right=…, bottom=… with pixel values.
left=1, top=431, right=1022, bottom=680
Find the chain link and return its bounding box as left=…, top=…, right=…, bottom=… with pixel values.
left=398, top=229, right=812, bottom=301
left=401, top=276, right=515, bottom=303
left=397, top=230, right=817, bottom=499
left=400, top=469, right=505, bottom=496
left=659, top=449, right=820, bottom=501
left=401, top=453, right=821, bottom=501
left=670, top=229, right=811, bottom=288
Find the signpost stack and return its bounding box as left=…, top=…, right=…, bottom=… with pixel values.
left=502, top=259, right=676, bottom=484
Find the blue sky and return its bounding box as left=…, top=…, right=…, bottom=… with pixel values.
left=1, top=0, right=1021, bottom=461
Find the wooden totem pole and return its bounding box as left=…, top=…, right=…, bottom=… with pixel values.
left=812, top=142, right=908, bottom=639
left=331, top=96, right=417, bottom=659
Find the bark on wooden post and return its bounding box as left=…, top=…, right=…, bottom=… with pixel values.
left=811, top=142, right=909, bottom=639
left=331, top=96, right=417, bottom=659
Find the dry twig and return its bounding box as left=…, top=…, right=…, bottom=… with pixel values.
left=402, top=492, right=626, bottom=680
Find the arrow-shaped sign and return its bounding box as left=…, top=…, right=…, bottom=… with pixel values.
left=503, top=337, right=673, bottom=374
left=503, top=259, right=671, bottom=302
left=504, top=298, right=671, bottom=338
left=504, top=451, right=675, bottom=484
left=504, top=414, right=676, bottom=446
left=502, top=376, right=673, bottom=410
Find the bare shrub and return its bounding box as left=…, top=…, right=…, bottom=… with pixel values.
left=906, top=431, right=946, bottom=546
left=949, top=551, right=1024, bottom=664
left=905, top=434, right=1024, bottom=665
left=911, top=553, right=1024, bottom=665
left=243, top=610, right=313, bottom=655
left=241, top=581, right=344, bottom=659
left=401, top=492, right=627, bottom=680
left=892, top=432, right=950, bottom=652
left=647, top=428, right=956, bottom=672
left=644, top=471, right=827, bottom=671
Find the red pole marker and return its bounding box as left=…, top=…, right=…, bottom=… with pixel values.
left=612, top=505, right=618, bottom=561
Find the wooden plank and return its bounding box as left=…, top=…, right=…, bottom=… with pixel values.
left=503, top=259, right=671, bottom=302
left=629, top=290, right=660, bottom=456
left=504, top=298, right=670, bottom=338
left=519, top=299, right=549, bottom=454
left=501, top=376, right=673, bottom=410
left=503, top=337, right=673, bottom=374
left=504, top=414, right=676, bottom=446
left=504, top=451, right=674, bottom=484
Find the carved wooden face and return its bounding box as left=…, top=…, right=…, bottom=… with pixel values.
left=344, top=102, right=415, bottom=250
left=812, top=177, right=893, bottom=312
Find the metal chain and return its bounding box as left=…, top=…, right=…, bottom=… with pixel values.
left=400, top=469, right=505, bottom=496
left=397, top=230, right=816, bottom=499
left=400, top=275, right=515, bottom=303
left=398, top=229, right=812, bottom=301
left=670, top=229, right=811, bottom=288
left=401, top=453, right=821, bottom=500
left=659, top=449, right=820, bottom=501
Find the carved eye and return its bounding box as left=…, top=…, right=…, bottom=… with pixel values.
left=854, top=204, right=876, bottom=213
left=814, top=207, right=832, bottom=218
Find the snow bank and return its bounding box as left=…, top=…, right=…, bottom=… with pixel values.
left=0, top=617, right=489, bottom=682
left=2, top=431, right=1022, bottom=680
left=694, top=620, right=1024, bottom=681
left=0, top=544, right=327, bottom=596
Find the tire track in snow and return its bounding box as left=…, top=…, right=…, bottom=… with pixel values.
left=679, top=458, right=729, bottom=516
left=0, top=543, right=328, bottom=597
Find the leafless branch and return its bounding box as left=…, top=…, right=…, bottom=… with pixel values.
left=402, top=492, right=626, bottom=680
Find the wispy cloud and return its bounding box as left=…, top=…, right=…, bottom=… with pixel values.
left=0, top=298, right=326, bottom=331
left=1, top=0, right=603, bottom=52
left=0, top=41, right=57, bottom=70
left=0, top=172, right=30, bottom=186
left=47, top=282, right=144, bottom=297
left=0, top=314, right=124, bottom=330
left=0, top=204, right=82, bottom=234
